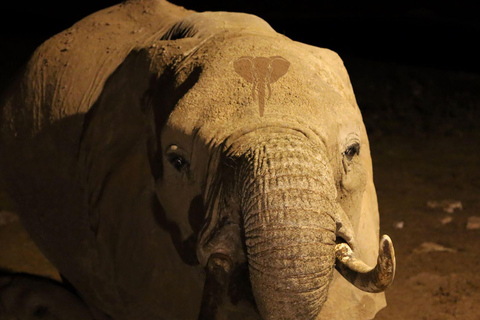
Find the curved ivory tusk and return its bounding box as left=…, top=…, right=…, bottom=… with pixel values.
left=335, top=235, right=396, bottom=293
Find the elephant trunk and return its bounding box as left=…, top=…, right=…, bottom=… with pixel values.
left=237, top=134, right=338, bottom=320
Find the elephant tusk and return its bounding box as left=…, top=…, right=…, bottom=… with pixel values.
left=335, top=235, right=396, bottom=293
left=198, top=253, right=233, bottom=320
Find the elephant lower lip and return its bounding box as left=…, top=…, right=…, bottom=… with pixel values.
left=199, top=253, right=233, bottom=320
left=199, top=255, right=257, bottom=319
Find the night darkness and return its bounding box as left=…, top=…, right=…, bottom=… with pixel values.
left=1, top=1, right=480, bottom=318
left=1, top=0, right=479, bottom=135
left=2, top=1, right=479, bottom=72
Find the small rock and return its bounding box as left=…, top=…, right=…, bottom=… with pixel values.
left=413, top=242, right=457, bottom=254
left=466, top=216, right=480, bottom=230
left=427, top=200, right=462, bottom=213
left=440, top=216, right=453, bottom=225
left=0, top=210, right=19, bottom=226
left=426, top=200, right=438, bottom=208
left=393, top=221, right=404, bottom=229
left=443, top=201, right=462, bottom=213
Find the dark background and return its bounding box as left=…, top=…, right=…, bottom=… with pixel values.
left=1, top=0, right=479, bottom=136
left=1, top=1, right=479, bottom=73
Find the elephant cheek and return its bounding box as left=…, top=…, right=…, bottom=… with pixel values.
left=238, top=137, right=338, bottom=320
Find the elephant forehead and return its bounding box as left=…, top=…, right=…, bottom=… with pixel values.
left=167, top=34, right=357, bottom=142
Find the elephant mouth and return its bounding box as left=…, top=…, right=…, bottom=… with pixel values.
left=197, top=229, right=395, bottom=320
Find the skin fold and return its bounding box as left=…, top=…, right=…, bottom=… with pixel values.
left=0, top=1, right=394, bottom=319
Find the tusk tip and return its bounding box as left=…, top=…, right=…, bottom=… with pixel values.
left=380, top=234, right=393, bottom=248
left=376, top=234, right=396, bottom=290
left=379, top=235, right=395, bottom=263
left=379, top=235, right=395, bottom=259
left=335, top=234, right=396, bottom=293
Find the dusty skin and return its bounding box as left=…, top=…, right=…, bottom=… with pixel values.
left=1, top=0, right=401, bottom=319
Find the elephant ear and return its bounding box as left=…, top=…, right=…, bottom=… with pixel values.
left=268, top=56, right=290, bottom=83
left=79, top=37, right=203, bottom=229
left=77, top=40, right=206, bottom=316
left=77, top=47, right=160, bottom=311
left=233, top=56, right=255, bottom=83
left=79, top=49, right=156, bottom=234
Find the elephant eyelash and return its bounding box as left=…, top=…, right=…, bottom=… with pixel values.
left=343, top=143, right=360, bottom=161
left=167, top=154, right=190, bottom=172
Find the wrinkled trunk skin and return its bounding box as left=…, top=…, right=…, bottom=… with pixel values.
left=237, top=134, right=337, bottom=320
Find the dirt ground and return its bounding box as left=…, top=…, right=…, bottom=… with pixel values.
left=355, top=60, right=480, bottom=319
left=371, top=134, right=480, bottom=320
left=1, top=56, right=479, bottom=319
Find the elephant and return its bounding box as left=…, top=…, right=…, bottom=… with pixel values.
left=0, top=0, right=395, bottom=319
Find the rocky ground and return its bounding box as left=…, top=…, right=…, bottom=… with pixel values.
left=1, top=48, right=479, bottom=319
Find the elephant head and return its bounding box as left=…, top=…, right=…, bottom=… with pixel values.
left=75, top=13, right=394, bottom=318
left=0, top=5, right=395, bottom=320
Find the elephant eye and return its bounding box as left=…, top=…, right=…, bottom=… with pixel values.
left=344, top=143, right=360, bottom=161
left=168, top=154, right=189, bottom=171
